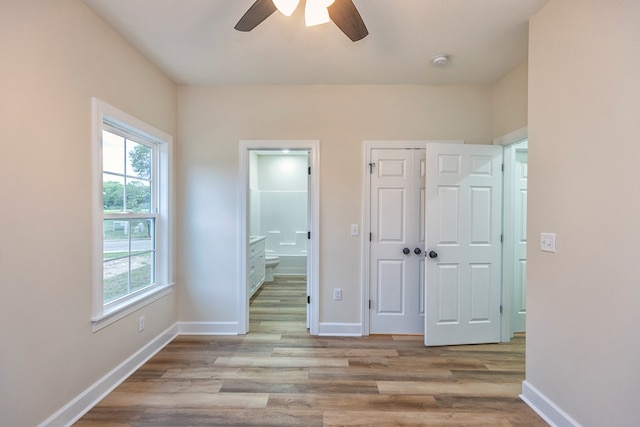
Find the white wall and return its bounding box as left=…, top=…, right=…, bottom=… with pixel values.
left=527, top=1, right=640, bottom=425
left=492, top=61, right=528, bottom=139
left=0, top=1, right=177, bottom=425
left=176, top=84, right=493, bottom=325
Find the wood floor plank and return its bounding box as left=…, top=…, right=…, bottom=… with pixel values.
left=220, top=379, right=379, bottom=394
left=268, top=393, right=439, bottom=411
left=377, top=381, right=522, bottom=398
left=95, top=391, right=268, bottom=409
left=272, top=347, right=399, bottom=357
left=308, top=366, right=455, bottom=382
left=129, top=408, right=324, bottom=427
left=213, top=356, right=349, bottom=368
left=77, top=277, right=547, bottom=426
left=161, top=367, right=309, bottom=381
left=111, top=378, right=223, bottom=393
left=323, top=410, right=513, bottom=426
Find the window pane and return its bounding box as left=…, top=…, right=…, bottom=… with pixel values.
left=130, top=253, right=154, bottom=293
left=126, top=141, right=152, bottom=180
left=126, top=179, right=151, bottom=213
left=103, top=219, right=130, bottom=261
left=130, top=219, right=154, bottom=255
left=102, top=218, right=156, bottom=303
left=103, top=257, right=130, bottom=304
left=102, top=131, right=125, bottom=175
left=103, top=174, right=124, bottom=213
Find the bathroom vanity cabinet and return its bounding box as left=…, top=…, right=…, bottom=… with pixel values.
left=249, top=236, right=266, bottom=298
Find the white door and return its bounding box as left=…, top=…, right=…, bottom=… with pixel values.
left=511, top=144, right=528, bottom=332
left=370, top=148, right=425, bottom=334
left=424, top=143, right=503, bottom=346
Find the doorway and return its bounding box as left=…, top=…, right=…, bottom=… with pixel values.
left=503, top=139, right=528, bottom=336
left=238, top=140, right=320, bottom=335
left=363, top=136, right=528, bottom=343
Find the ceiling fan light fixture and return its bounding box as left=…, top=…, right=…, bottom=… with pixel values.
left=305, top=0, right=335, bottom=27
left=273, top=0, right=300, bottom=16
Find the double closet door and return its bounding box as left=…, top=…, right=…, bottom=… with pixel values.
left=369, top=144, right=503, bottom=347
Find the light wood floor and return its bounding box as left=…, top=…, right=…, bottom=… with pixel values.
left=77, top=276, right=546, bottom=426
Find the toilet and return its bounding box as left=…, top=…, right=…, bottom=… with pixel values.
left=264, top=256, right=280, bottom=282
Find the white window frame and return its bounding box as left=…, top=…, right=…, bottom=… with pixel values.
left=91, top=98, right=173, bottom=332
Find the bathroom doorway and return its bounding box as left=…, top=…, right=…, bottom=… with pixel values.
left=238, top=140, right=320, bottom=335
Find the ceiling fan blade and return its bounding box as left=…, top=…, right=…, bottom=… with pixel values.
left=328, top=0, right=368, bottom=42
left=235, top=0, right=278, bottom=32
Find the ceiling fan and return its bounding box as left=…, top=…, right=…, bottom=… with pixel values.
left=235, top=0, right=369, bottom=42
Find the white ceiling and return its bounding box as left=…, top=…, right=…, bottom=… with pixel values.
left=82, top=0, right=548, bottom=86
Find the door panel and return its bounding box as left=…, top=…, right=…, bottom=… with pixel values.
left=425, top=143, right=503, bottom=346
left=370, top=148, right=424, bottom=334
left=377, top=260, right=404, bottom=313
left=470, top=187, right=492, bottom=244
left=437, top=264, right=460, bottom=323
left=470, top=263, right=491, bottom=321
left=377, top=188, right=405, bottom=241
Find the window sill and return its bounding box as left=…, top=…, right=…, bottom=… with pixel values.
left=92, top=283, right=174, bottom=332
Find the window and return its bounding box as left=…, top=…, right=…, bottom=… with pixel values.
left=92, top=98, right=172, bottom=331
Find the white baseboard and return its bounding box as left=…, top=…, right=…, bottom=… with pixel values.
left=520, top=380, right=582, bottom=427
left=318, top=322, right=362, bottom=336
left=39, top=324, right=178, bottom=427
left=177, top=321, right=240, bottom=335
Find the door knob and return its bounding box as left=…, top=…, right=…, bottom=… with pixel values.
left=414, top=248, right=422, bottom=255
left=428, top=251, right=438, bottom=259
left=403, top=248, right=410, bottom=255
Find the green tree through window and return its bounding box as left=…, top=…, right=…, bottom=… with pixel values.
left=128, top=143, right=151, bottom=179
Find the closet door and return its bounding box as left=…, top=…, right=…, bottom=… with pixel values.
left=369, top=148, right=425, bottom=334
left=424, top=143, right=503, bottom=346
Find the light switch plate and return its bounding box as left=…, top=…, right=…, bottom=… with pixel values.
left=540, top=232, right=556, bottom=253
left=351, top=224, right=359, bottom=236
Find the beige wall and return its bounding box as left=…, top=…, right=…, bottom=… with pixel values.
left=528, top=0, right=640, bottom=425
left=0, top=1, right=177, bottom=425
left=492, top=61, right=528, bottom=139
left=176, top=85, right=493, bottom=325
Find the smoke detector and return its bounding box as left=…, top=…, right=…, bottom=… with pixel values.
left=432, top=55, right=449, bottom=67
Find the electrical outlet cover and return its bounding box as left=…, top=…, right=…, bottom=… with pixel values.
left=540, top=232, right=556, bottom=253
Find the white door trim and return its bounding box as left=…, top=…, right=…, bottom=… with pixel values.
left=361, top=140, right=463, bottom=336
left=493, top=126, right=528, bottom=146
left=238, top=140, right=320, bottom=335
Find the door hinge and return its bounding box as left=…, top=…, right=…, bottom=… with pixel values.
left=500, top=305, right=503, bottom=315
left=501, top=163, right=504, bottom=172
left=308, top=231, right=311, bottom=240
left=307, top=295, right=310, bottom=304
left=369, top=232, right=372, bottom=242
left=308, top=166, right=311, bottom=175
left=369, top=300, right=372, bottom=309
left=500, top=234, right=504, bottom=243
left=369, top=162, right=376, bottom=174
